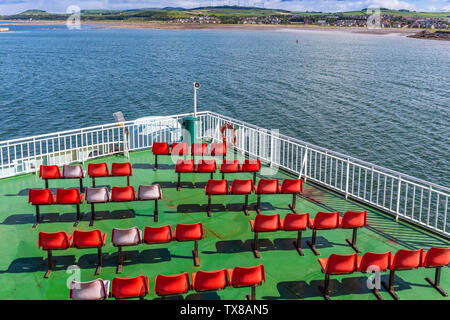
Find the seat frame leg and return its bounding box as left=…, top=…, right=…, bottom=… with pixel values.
left=371, top=288, right=384, bottom=300
left=116, top=246, right=123, bottom=274
left=207, top=195, right=212, bottom=217
left=92, top=177, right=96, bottom=188
left=306, top=229, right=320, bottom=255
left=256, top=195, right=261, bottom=214
left=293, top=230, right=304, bottom=256
left=288, top=193, right=297, bottom=213
left=193, top=240, right=200, bottom=267
left=346, top=228, right=361, bottom=253
left=73, top=204, right=81, bottom=227
left=154, top=199, right=159, bottom=222
left=44, top=250, right=53, bottom=279
left=79, top=178, right=83, bottom=192
left=90, top=203, right=95, bottom=226
left=222, top=172, right=225, bottom=180
left=154, top=154, right=158, bottom=171
left=246, top=286, right=257, bottom=300
left=425, top=267, right=448, bottom=297
left=318, top=273, right=331, bottom=300
left=382, top=269, right=399, bottom=300
left=45, top=179, right=49, bottom=189
left=95, top=247, right=102, bottom=275
left=127, top=176, right=130, bottom=187
left=243, top=194, right=249, bottom=216
left=253, top=172, right=256, bottom=185
left=210, top=172, right=213, bottom=180
left=33, top=205, right=41, bottom=228
left=253, top=232, right=260, bottom=259
left=177, top=173, right=181, bottom=191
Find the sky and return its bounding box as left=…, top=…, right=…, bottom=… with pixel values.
left=1, top=0, right=450, bottom=15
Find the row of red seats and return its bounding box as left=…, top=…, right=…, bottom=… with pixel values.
left=249, top=211, right=367, bottom=258
left=38, top=223, right=204, bottom=278
left=317, top=247, right=450, bottom=300
left=205, top=178, right=302, bottom=217
left=29, top=185, right=162, bottom=227
left=69, top=265, right=265, bottom=300
left=40, top=162, right=133, bottom=189
left=152, top=141, right=227, bottom=163
left=175, top=159, right=261, bottom=190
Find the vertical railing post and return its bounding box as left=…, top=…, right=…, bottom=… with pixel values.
left=345, top=158, right=350, bottom=199
left=270, top=130, right=274, bottom=167
left=396, top=175, right=402, bottom=221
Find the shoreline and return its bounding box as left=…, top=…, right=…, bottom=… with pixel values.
left=0, top=20, right=423, bottom=35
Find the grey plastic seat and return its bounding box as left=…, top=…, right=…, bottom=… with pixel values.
left=112, top=227, right=142, bottom=273
left=62, top=164, right=85, bottom=190
left=85, top=187, right=110, bottom=226
left=69, top=279, right=110, bottom=300
left=138, top=185, right=162, bottom=222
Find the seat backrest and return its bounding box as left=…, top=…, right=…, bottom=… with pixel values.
left=28, top=188, right=54, bottom=205
left=85, top=187, right=110, bottom=203
left=56, top=188, right=82, bottom=204
left=87, top=163, right=109, bottom=177
left=138, top=185, right=162, bottom=200
left=175, top=159, right=195, bottom=172
left=210, top=143, right=227, bottom=156
left=325, top=253, right=358, bottom=274
left=392, top=249, right=423, bottom=270
left=240, top=159, right=261, bottom=172
left=111, top=162, right=132, bottom=176
left=112, top=227, right=141, bottom=246
left=73, top=229, right=105, bottom=248
left=230, top=179, right=254, bottom=194
left=256, top=179, right=279, bottom=194
left=220, top=160, right=239, bottom=172
left=152, top=142, right=170, bottom=155
left=192, top=269, right=229, bottom=292
left=70, top=279, right=109, bottom=300
left=39, top=165, right=61, bottom=179
left=311, top=211, right=340, bottom=229
left=143, top=225, right=173, bottom=244
left=111, top=186, right=136, bottom=202
left=171, top=142, right=188, bottom=155
left=62, top=165, right=84, bottom=178
left=253, top=214, right=281, bottom=232
left=197, top=159, right=217, bottom=172
left=174, top=223, right=204, bottom=241
left=154, top=273, right=190, bottom=296
left=422, top=247, right=450, bottom=268
left=229, top=264, right=265, bottom=288
left=358, top=252, right=391, bottom=273
left=38, top=231, right=71, bottom=250
left=340, top=211, right=367, bottom=229
left=191, top=143, right=207, bottom=155
left=112, top=275, right=149, bottom=299
left=280, top=179, right=302, bottom=194
left=205, top=179, right=228, bottom=195
left=282, top=212, right=309, bottom=231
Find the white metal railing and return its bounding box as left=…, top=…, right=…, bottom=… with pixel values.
left=202, top=111, right=449, bottom=238
left=0, top=110, right=448, bottom=238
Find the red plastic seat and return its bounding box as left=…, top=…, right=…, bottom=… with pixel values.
left=255, top=179, right=279, bottom=214
left=152, top=142, right=170, bottom=170
left=249, top=214, right=281, bottom=259
left=280, top=212, right=309, bottom=256
left=196, top=159, right=217, bottom=180
left=111, top=186, right=136, bottom=202
left=175, top=159, right=195, bottom=191
left=279, top=179, right=302, bottom=212
left=317, top=253, right=358, bottom=300
left=239, top=159, right=261, bottom=184
left=230, top=179, right=254, bottom=216
left=174, top=223, right=204, bottom=267
left=111, top=275, right=149, bottom=300
left=38, top=231, right=73, bottom=278
left=39, top=165, right=61, bottom=188
left=29, top=189, right=56, bottom=228
left=72, top=230, right=107, bottom=275
left=87, top=163, right=109, bottom=187
left=210, top=143, right=227, bottom=158
left=205, top=179, right=228, bottom=217
left=191, top=143, right=207, bottom=157
left=357, top=251, right=391, bottom=300
left=192, top=269, right=229, bottom=292
left=171, top=142, right=188, bottom=156
left=143, top=225, right=173, bottom=244
left=307, top=211, right=340, bottom=256
left=339, top=211, right=367, bottom=253
left=219, top=160, right=239, bottom=179
left=421, top=247, right=450, bottom=297
left=56, top=188, right=85, bottom=227
left=228, top=265, right=265, bottom=300
left=382, top=248, right=423, bottom=300
left=154, top=273, right=190, bottom=298
left=111, top=162, right=133, bottom=186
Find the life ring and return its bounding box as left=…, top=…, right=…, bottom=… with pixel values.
left=220, top=123, right=237, bottom=145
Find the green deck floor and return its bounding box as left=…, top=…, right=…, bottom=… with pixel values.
left=0, top=148, right=448, bottom=300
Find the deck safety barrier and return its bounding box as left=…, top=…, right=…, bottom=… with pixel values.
left=0, top=111, right=448, bottom=238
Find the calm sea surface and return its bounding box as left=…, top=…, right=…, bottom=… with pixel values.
left=0, top=24, right=449, bottom=186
